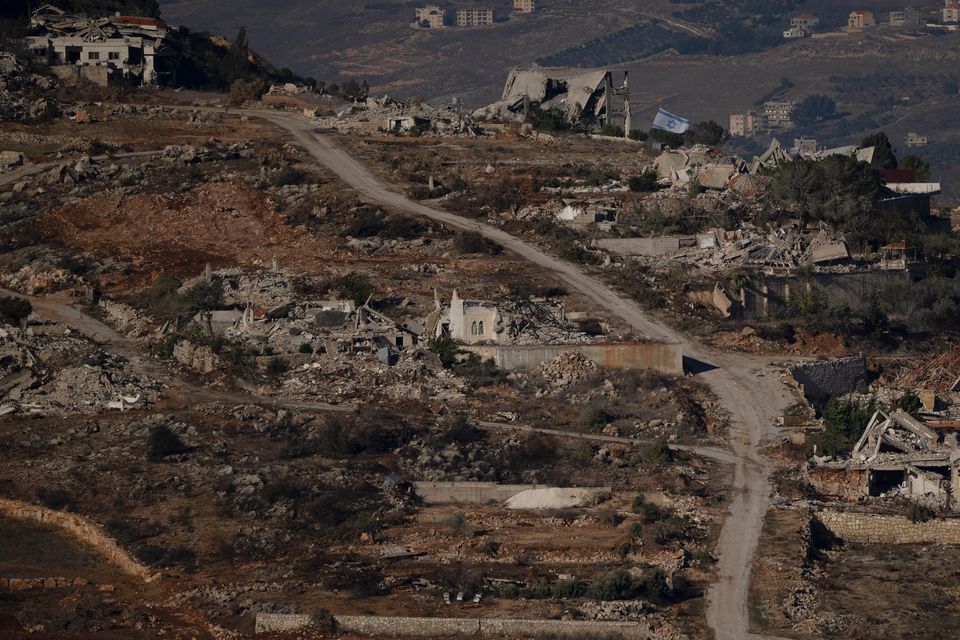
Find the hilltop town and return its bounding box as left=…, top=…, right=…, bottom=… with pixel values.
left=2, top=2, right=960, bottom=640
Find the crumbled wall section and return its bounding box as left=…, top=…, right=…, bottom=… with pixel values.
left=255, top=614, right=663, bottom=638
left=816, top=509, right=960, bottom=544
left=0, top=498, right=159, bottom=582
left=789, top=356, right=867, bottom=404
left=806, top=467, right=869, bottom=501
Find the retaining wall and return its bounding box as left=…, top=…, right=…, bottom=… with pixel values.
left=255, top=614, right=656, bottom=638
left=413, top=481, right=541, bottom=504
left=816, top=509, right=960, bottom=544
left=464, top=341, right=682, bottom=375
left=0, top=498, right=158, bottom=582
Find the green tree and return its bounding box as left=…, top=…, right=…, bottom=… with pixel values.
left=794, top=94, right=837, bottom=125
left=337, top=272, right=373, bottom=306
left=899, top=154, right=931, bottom=181
left=685, top=120, right=725, bottom=146
left=0, top=297, right=31, bottom=326
left=861, top=131, right=897, bottom=169
left=628, top=169, right=660, bottom=192
left=766, top=156, right=881, bottom=227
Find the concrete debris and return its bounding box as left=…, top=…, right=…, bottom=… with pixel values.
left=809, top=406, right=960, bottom=508
left=598, top=224, right=855, bottom=275
left=531, top=351, right=600, bottom=389
left=307, top=95, right=472, bottom=136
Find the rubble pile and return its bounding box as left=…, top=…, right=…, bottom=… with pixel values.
left=0, top=52, right=58, bottom=122
left=279, top=350, right=464, bottom=405
left=308, top=95, right=475, bottom=137
left=530, top=352, right=600, bottom=390
left=1, top=323, right=160, bottom=416
left=894, top=345, right=960, bottom=395
left=603, top=223, right=853, bottom=274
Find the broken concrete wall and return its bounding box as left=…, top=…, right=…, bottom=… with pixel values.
left=789, top=356, right=867, bottom=405
left=806, top=466, right=869, bottom=501
left=463, top=342, right=683, bottom=375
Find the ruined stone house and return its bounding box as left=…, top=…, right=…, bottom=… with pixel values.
left=25, top=4, right=172, bottom=86
left=809, top=408, right=960, bottom=508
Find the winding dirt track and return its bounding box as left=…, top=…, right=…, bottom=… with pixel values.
left=4, top=107, right=796, bottom=638
left=252, top=111, right=796, bottom=640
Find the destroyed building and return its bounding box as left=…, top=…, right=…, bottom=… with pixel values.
left=474, top=65, right=628, bottom=129
left=432, top=290, right=581, bottom=346
left=24, top=4, right=173, bottom=86
left=809, top=409, right=960, bottom=508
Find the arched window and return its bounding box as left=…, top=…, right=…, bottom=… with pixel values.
left=478, top=320, right=485, bottom=335
left=470, top=321, right=478, bottom=335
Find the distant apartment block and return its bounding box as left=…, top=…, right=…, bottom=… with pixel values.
left=848, top=10, right=876, bottom=29
left=945, top=3, right=960, bottom=22
left=890, top=7, right=919, bottom=26
left=415, top=5, right=446, bottom=28
left=730, top=101, right=796, bottom=137
left=456, top=8, right=494, bottom=27
left=513, top=0, right=535, bottom=13
left=760, top=100, right=796, bottom=129
left=729, top=112, right=756, bottom=137
left=906, top=132, right=929, bottom=147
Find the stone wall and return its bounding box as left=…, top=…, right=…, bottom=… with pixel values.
left=816, top=509, right=960, bottom=544
left=464, top=341, right=683, bottom=375
left=255, top=614, right=660, bottom=638
left=0, top=498, right=158, bottom=582
left=789, top=356, right=867, bottom=404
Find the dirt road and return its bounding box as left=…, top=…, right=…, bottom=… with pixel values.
left=253, top=111, right=796, bottom=639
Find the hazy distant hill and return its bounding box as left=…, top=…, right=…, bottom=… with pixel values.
left=157, top=0, right=918, bottom=106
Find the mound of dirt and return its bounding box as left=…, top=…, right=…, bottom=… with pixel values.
left=505, top=487, right=608, bottom=510
left=34, top=182, right=333, bottom=277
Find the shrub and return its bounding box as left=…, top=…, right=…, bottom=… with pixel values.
left=0, top=296, right=32, bottom=325
left=337, top=272, right=373, bottom=306
left=227, top=78, right=266, bottom=106
left=147, top=424, right=188, bottom=461
left=808, top=397, right=877, bottom=457
left=576, top=401, right=610, bottom=431
left=628, top=129, right=648, bottom=141
left=600, top=123, right=624, bottom=137
left=586, top=568, right=668, bottom=602
left=36, top=487, right=73, bottom=510
left=427, top=334, right=461, bottom=368
left=266, top=357, right=289, bottom=375
left=641, top=440, right=673, bottom=464
left=906, top=503, right=934, bottom=523
left=628, top=169, right=660, bottom=192
left=438, top=414, right=484, bottom=445
left=272, top=167, right=308, bottom=187
left=454, top=231, right=503, bottom=255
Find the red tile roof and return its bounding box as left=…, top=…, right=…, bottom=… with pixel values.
left=114, top=15, right=167, bottom=28
left=795, top=12, right=817, bottom=19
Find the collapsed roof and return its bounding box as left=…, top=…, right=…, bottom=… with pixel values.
left=474, top=64, right=612, bottom=124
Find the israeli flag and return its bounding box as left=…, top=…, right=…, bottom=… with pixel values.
left=652, top=108, right=689, bottom=134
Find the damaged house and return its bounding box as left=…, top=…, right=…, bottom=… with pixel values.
left=25, top=4, right=173, bottom=86
left=474, top=65, right=628, bottom=128
left=809, top=409, right=960, bottom=508
left=432, top=290, right=578, bottom=346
